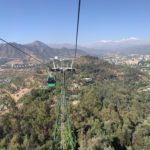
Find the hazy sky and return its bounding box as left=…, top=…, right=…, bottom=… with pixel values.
left=0, top=0, right=150, bottom=44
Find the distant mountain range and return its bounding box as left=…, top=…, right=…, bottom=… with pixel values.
left=0, top=41, right=87, bottom=63
left=49, top=38, right=150, bottom=56
left=1, top=38, right=150, bottom=64
left=83, top=38, right=150, bottom=55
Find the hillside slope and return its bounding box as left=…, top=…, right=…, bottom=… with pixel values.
left=0, top=56, right=150, bottom=149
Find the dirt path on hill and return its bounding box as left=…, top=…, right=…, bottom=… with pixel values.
left=4, top=88, right=32, bottom=102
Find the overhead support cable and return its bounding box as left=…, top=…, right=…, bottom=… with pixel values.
left=74, top=0, right=81, bottom=58
left=71, top=0, right=81, bottom=68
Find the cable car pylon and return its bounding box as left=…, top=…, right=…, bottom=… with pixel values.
left=51, top=57, right=76, bottom=149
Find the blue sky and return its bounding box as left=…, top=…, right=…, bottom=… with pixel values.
left=0, top=0, right=150, bottom=44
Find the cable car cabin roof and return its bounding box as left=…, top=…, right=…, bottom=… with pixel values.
left=47, top=75, right=56, bottom=81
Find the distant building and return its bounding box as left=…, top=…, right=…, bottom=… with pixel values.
left=0, top=64, right=11, bottom=69
left=12, top=63, right=38, bottom=69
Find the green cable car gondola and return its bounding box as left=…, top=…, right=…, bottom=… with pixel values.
left=47, top=75, right=56, bottom=87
